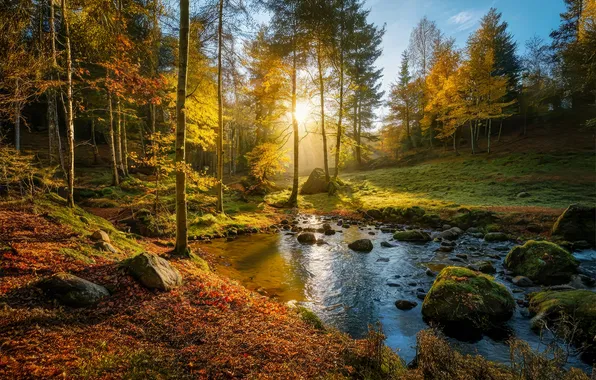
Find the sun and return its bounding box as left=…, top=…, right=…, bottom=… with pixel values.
left=294, top=101, right=310, bottom=124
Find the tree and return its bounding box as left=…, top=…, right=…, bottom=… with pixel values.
left=61, top=0, right=75, bottom=207
left=387, top=51, right=416, bottom=151
left=216, top=0, right=225, bottom=214
left=245, top=143, right=289, bottom=189
left=175, top=0, right=190, bottom=256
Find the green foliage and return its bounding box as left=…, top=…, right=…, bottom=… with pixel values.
left=245, top=143, right=289, bottom=188
left=296, top=305, right=325, bottom=331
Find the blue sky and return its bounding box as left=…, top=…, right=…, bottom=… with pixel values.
left=368, top=0, right=566, bottom=106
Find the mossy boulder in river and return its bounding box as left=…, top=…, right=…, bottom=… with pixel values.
left=451, top=209, right=496, bottom=230
left=348, top=239, right=373, bottom=252
left=393, top=230, right=431, bottom=242
left=551, top=204, right=596, bottom=245
left=422, top=267, right=515, bottom=329
left=297, top=232, right=317, bottom=244
left=528, top=290, right=596, bottom=352
left=504, top=241, right=578, bottom=285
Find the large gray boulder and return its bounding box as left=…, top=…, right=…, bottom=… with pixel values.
left=38, top=272, right=109, bottom=307
left=91, top=230, right=110, bottom=243
left=300, top=168, right=328, bottom=195
left=125, top=252, right=182, bottom=291
left=297, top=232, right=317, bottom=244
left=552, top=204, right=596, bottom=245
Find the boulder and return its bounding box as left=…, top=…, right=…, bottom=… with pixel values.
left=125, top=252, right=182, bottom=291
left=38, top=272, right=109, bottom=307
left=348, top=239, right=374, bottom=252
left=451, top=209, right=496, bottom=230
left=95, top=241, right=118, bottom=254
left=552, top=204, right=596, bottom=245
left=380, top=241, right=397, bottom=248
left=393, top=230, right=431, bottom=242
left=91, top=230, right=110, bottom=243
left=529, top=290, right=596, bottom=352
left=484, top=232, right=508, bottom=242
left=467, top=261, right=496, bottom=274
left=297, top=232, right=317, bottom=244
left=324, top=229, right=336, bottom=236
left=395, top=300, right=418, bottom=310
left=300, top=168, right=328, bottom=195
left=504, top=240, right=578, bottom=285
left=435, top=227, right=464, bottom=241
left=422, top=267, right=515, bottom=329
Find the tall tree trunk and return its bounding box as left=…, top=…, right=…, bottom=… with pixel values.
left=352, top=96, right=357, bottom=159
left=487, top=119, right=492, bottom=154
left=175, top=0, right=190, bottom=256
left=453, top=128, right=459, bottom=156
left=470, top=121, right=475, bottom=154
left=122, top=113, right=128, bottom=175
left=333, top=0, right=344, bottom=180
left=116, top=99, right=123, bottom=175
left=47, top=0, right=58, bottom=163
left=497, top=120, right=503, bottom=142
left=91, top=118, right=99, bottom=164
left=108, top=91, right=119, bottom=185
left=317, top=41, right=329, bottom=183
left=356, top=99, right=362, bottom=165
left=287, top=45, right=299, bottom=207
left=14, top=88, right=20, bottom=152
left=215, top=0, right=224, bottom=213
left=61, top=0, right=74, bottom=208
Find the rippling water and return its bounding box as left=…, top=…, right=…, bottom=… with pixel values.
left=195, top=215, right=595, bottom=371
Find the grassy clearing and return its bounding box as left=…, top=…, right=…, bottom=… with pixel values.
left=283, top=152, right=595, bottom=215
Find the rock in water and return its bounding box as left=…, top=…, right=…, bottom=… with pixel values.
left=484, top=232, right=508, bottom=242
left=422, top=267, right=515, bottom=329
left=552, top=204, right=596, bottom=245
left=393, top=230, right=431, bottom=242
left=300, top=168, right=328, bottom=195
left=297, top=232, right=317, bottom=244
left=125, top=252, right=182, bottom=291
left=91, top=229, right=110, bottom=243
left=504, top=240, right=578, bottom=285
left=435, top=227, right=464, bottom=241
left=38, top=272, right=109, bottom=307
left=529, top=290, right=596, bottom=352
left=348, top=239, right=374, bottom=252
left=395, top=300, right=418, bottom=310
left=512, top=276, right=533, bottom=287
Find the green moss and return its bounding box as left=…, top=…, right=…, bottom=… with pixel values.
left=296, top=305, right=325, bottom=331
left=529, top=290, right=596, bottom=351
left=504, top=240, right=578, bottom=285
left=189, top=252, right=210, bottom=272
left=422, top=267, right=515, bottom=328
left=393, top=230, right=431, bottom=242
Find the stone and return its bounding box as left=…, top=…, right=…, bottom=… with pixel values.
left=436, top=227, right=464, bottom=241
left=551, top=204, right=596, bottom=245
left=91, top=230, right=110, bottom=243
left=504, top=240, right=578, bottom=285
left=324, top=229, right=336, bottom=236
left=395, top=300, right=417, bottom=310
left=416, top=292, right=427, bottom=300
left=125, top=253, right=182, bottom=291
left=393, top=230, right=431, bottom=242
left=377, top=258, right=390, bottom=262
left=380, top=241, right=397, bottom=248
left=95, top=241, right=118, bottom=254
left=300, top=168, right=328, bottom=195
left=422, top=267, right=515, bottom=329
left=512, top=276, right=533, bottom=287
left=484, top=232, right=508, bottom=242
left=38, top=272, right=109, bottom=307
left=348, top=239, right=374, bottom=253
left=297, top=232, right=317, bottom=244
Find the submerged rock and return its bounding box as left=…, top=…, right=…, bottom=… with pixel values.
left=551, top=204, right=596, bottom=245
left=395, top=300, right=418, bottom=310
left=300, top=168, right=328, bottom=195
left=504, top=240, right=578, bottom=285
left=393, top=230, right=431, bottom=242
left=38, top=272, right=109, bottom=307
left=512, top=276, right=534, bottom=287
left=297, top=232, right=317, bottom=244
left=348, top=239, right=374, bottom=252
left=380, top=241, right=397, bottom=248
left=422, top=267, right=515, bottom=329
left=125, top=252, right=182, bottom=291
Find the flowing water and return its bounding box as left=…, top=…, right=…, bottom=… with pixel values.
left=194, top=215, right=595, bottom=371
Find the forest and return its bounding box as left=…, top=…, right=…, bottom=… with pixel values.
left=0, top=0, right=595, bottom=378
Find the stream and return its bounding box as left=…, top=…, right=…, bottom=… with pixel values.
left=193, top=214, right=595, bottom=371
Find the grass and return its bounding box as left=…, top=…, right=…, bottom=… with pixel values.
left=283, top=152, right=595, bottom=215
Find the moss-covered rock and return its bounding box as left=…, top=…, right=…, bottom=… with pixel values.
left=504, top=241, right=578, bottom=285
left=552, top=204, right=596, bottom=245
left=348, top=239, right=373, bottom=252
left=393, top=230, right=431, bottom=242
left=484, top=232, right=508, bottom=242
left=451, top=209, right=496, bottom=230
left=297, top=232, right=316, bottom=244
left=422, top=267, right=515, bottom=329
left=124, top=252, right=182, bottom=291
left=528, top=290, right=596, bottom=351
